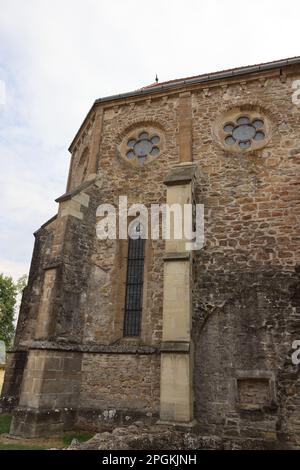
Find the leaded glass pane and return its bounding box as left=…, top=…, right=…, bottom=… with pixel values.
left=127, top=139, right=136, bottom=147
left=224, top=123, right=234, bottom=133
left=233, top=124, right=256, bottom=141
left=138, top=132, right=149, bottom=140
left=151, top=135, right=160, bottom=144
left=254, top=131, right=265, bottom=141
left=239, top=140, right=251, bottom=149
left=138, top=156, right=147, bottom=164
left=125, top=130, right=161, bottom=164
left=126, top=150, right=135, bottom=159
left=236, top=116, right=250, bottom=125
left=252, top=119, right=264, bottom=129
left=150, top=146, right=159, bottom=156
left=134, top=139, right=152, bottom=157
left=225, top=136, right=236, bottom=145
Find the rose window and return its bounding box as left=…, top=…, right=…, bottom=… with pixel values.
left=223, top=116, right=265, bottom=150
left=126, top=132, right=160, bottom=165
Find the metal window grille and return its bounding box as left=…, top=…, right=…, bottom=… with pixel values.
left=123, top=235, right=145, bottom=336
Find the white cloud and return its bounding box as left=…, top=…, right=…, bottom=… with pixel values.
left=0, top=0, right=300, bottom=277
left=0, top=258, right=29, bottom=281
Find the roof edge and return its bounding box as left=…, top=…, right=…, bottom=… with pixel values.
left=69, top=56, right=300, bottom=152
left=95, top=56, right=300, bottom=104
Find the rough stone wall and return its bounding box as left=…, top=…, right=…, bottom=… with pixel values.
left=81, top=98, right=180, bottom=347
left=77, top=71, right=300, bottom=442
left=192, top=77, right=299, bottom=271
left=78, top=353, right=160, bottom=423
left=191, top=74, right=300, bottom=443
left=52, top=204, right=96, bottom=343
left=71, top=99, right=182, bottom=422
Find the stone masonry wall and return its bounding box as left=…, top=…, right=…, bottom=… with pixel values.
left=190, top=73, right=300, bottom=443
left=78, top=352, right=160, bottom=428
left=80, top=99, right=180, bottom=347
left=72, top=69, right=300, bottom=443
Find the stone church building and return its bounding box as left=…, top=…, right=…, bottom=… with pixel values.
left=1, top=57, right=300, bottom=448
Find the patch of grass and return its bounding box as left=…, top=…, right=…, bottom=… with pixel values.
left=0, top=414, right=12, bottom=434
left=62, top=431, right=94, bottom=447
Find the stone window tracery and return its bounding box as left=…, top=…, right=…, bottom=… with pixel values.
left=223, top=116, right=266, bottom=150
left=213, top=107, right=271, bottom=153
left=126, top=132, right=160, bottom=164
left=119, top=126, right=164, bottom=167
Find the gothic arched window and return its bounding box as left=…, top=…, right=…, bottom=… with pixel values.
left=123, top=226, right=145, bottom=337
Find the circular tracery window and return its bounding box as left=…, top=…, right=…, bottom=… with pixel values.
left=223, top=116, right=266, bottom=150
left=213, top=108, right=271, bottom=153
left=119, top=127, right=164, bottom=167
left=126, top=132, right=160, bottom=164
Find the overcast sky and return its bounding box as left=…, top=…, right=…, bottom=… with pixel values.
left=0, top=0, right=299, bottom=280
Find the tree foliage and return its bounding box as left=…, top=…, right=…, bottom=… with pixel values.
left=0, top=273, right=27, bottom=348
left=15, top=274, right=28, bottom=293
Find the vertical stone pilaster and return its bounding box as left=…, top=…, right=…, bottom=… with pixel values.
left=178, top=92, right=192, bottom=163
left=162, top=252, right=191, bottom=343
left=159, top=163, right=197, bottom=425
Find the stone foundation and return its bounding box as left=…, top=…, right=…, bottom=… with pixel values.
left=10, top=407, right=76, bottom=438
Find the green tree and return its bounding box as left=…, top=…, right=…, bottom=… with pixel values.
left=0, top=274, right=28, bottom=348
left=16, top=274, right=28, bottom=293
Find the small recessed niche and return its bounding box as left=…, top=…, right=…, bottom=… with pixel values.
left=237, top=378, right=271, bottom=410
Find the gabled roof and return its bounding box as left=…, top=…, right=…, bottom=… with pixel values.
left=69, top=56, right=300, bottom=152
left=138, top=56, right=300, bottom=92
left=96, top=56, right=300, bottom=104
